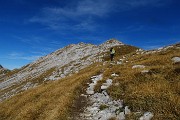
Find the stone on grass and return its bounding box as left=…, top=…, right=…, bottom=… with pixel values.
left=141, top=70, right=149, bottom=73
left=124, top=106, right=131, bottom=114
left=111, top=73, right=119, bottom=77
left=114, top=82, right=119, bottom=86
left=117, top=112, right=125, bottom=120
left=117, top=61, right=122, bottom=65
left=86, top=74, right=102, bottom=95
left=139, top=112, right=153, bottom=120
left=132, top=65, right=145, bottom=69
left=171, top=57, right=180, bottom=63
left=101, top=79, right=112, bottom=90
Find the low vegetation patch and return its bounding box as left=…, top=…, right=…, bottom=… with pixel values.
left=99, top=104, right=109, bottom=110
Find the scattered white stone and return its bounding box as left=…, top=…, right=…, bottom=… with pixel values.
left=80, top=94, right=87, bottom=98
left=117, top=61, right=122, bottom=65
left=141, top=70, right=149, bottom=73
left=82, top=90, right=123, bottom=120
left=114, top=82, right=119, bottom=86
left=101, top=79, right=112, bottom=90
left=81, top=74, right=154, bottom=120
left=101, top=85, right=109, bottom=90
left=110, top=62, right=116, bottom=65
left=81, top=76, right=124, bottom=120
left=171, top=57, right=180, bottom=63
left=111, top=73, right=119, bottom=77
left=117, top=112, right=125, bottom=120
left=60, top=74, right=66, bottom=78
left=136, top=49, right=143, bottom=52
left=132, top=65, right=145, bottom=69
left=119, top=59, right=123, bottom=61
left=139, top=112, right=153, bottom=120
left=124, top=106, right=131, bottom=114
left=86, top=74, right=102, bottom=95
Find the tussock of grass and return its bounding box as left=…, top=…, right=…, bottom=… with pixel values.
left=108, top=117, right=116, bottom=120
left=99, top=104, right=109, bottom=110
left=0, top=63, right=101, bottom=120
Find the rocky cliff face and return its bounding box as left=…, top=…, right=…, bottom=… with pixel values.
left=0, top=39, right=129, bottom=101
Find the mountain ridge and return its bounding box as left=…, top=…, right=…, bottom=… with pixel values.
left=0, top=39, right=133, bottom=102
left=0, top=41, right=179, bottom=120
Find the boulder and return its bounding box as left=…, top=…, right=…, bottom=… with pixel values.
left=132, top=65, right=145, bottom=69
left=139, top=112, right=153, bottom=120
left=172, top=57, right=180, bottom=63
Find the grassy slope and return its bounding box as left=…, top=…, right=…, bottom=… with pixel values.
left=0, top=63, right=102, bottom=120
left=1, top=44, right=179, bottom=120
left=96, top=45, right=180, bottom=119
left=0, top=45, right=139, bottom=120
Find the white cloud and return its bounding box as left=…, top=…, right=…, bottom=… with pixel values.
left=143, top=45, right=163, bottom=50
left=14, top=36, right=45, bottom=45
left=114, top=0, right=171, bottom=10
left=29, top=0, right=113, bottom=31
left=7, top=52, right=42, bottom=61
left=29, top=0, right=170, bottom=32
left=119, top=25, right=145, bottom=34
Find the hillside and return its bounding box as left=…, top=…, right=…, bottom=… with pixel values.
left=0, top=39, right=137, bottom=102
left=0, top=41, right=179, bottom=120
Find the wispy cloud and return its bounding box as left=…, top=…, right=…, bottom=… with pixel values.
left=29, top=0, right=114, bottom=31
left=119, top=24, right=145, bottom=34
left=143, top=45, right=163, bottom=50
left=29, top=0, right=170, bottom=32
left=14, top=36, right=44, bottom=45
left=114, top=0, right=171, bottom=11
left=7, top=52, right=42, bottom=61
left=13, top=35, right=58, bottom=53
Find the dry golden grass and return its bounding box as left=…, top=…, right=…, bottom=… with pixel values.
left=0, top=44, right=179, bottom=120
left=102, top=45, right=138, bottom=61
left=105, top=46, right=180, bottom=119
left=0, top=67, right=57, bottom=102
left=0, top=63, right=102, bottom=120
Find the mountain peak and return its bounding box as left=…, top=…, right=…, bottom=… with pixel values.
left=99, top=38, right=124, bottom=48
left=105, top=38, right=123, bottom=44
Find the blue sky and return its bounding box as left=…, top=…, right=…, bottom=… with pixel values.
left=0, top=0, right=180, bottom=70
